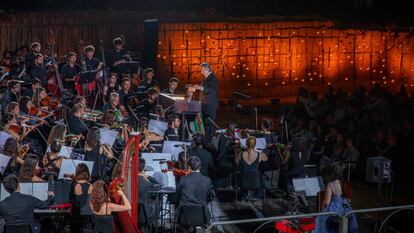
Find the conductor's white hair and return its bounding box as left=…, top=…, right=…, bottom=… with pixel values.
left=200, top=62, right=212, bottom=72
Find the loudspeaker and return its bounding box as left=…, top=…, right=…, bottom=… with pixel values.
left=366, top=156, right=392, bottom=183
left=143, top=19, right=159, bottom=70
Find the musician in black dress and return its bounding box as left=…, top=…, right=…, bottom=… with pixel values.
left=61, top=52, right=81, bottom=91
left=28, top=54, right=47, bottom=86
left=83, top=45, right=101, bottom=71
left=161, top=77, right=179, bottom=95
left=194, top=62, right=219, bottom=142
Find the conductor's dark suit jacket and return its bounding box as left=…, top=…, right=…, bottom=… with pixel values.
left=200, top=72, right=219, bottom=120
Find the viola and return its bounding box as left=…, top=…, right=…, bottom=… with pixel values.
left=29, top=107, right=51, bottom=118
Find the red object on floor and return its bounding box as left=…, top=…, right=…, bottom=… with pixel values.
left=275, top=217, right=316, bottom=233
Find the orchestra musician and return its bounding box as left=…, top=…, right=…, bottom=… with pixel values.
left=0, top=174, right=54, bottom=233
left=118, top=78, right=133, bottom=107
left=2, top=112, right=32, bottom=142
left=137, top=68, right=159, bottom=99
left=2, top=138, right=25, bottom=178
left=28, top=53, right=47, bottom=86
left=68, top=103, right=89, bottom=136
left=161, top=77, right=179, bottom=95
left=193, top=62, right=219, bottom=143
left=107, top=37, right=129, bottom=74
left=4, top=80, right=21, bottom=106
left=23, top=78, right=41, bottom=98
left=61, top=52, right=81, bottom=92
left=83, top=45, right=101, bottom=71
left=164, top=114, right=181, bottom=141
left=25, top=42, right=42, bottom=69
left=136, top=87, right=159, bottom=119
left=42, top=140, right=63, bottom=180
left=103, top=73, right=120, bottom=103
left=47, top=123, right=67, bottom=145
left=19, top=154, right=44, bottom=182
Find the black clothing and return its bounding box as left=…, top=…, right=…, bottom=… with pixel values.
left=136, top=98, right=156, bottom=119
left=118, top=89, right=133, bottom=107
left=189, top=147, right=214, bottom=177
left=89, top=145, right=115, bottom=183
left=68, top=114, right=89, bottom=135
left=138, top=176, right=162, bottom=224
left=164, top=127, right=181, bottom=141
left=28, top=64, right=47, bottom=86
left=61, top=63, right=81, bottom=89
left=83, top=57, right=100, bottom=71
left=136, top=79, right=158, bottom=100
left=70, top=182, right=92, bottom=232
left=104, top=84, right=119, bottom=103
left=23, top=88, right=35, bottom=98
left=85, top=146, right=100, bottom=162
left=0, top=192, right=53, bottom=231
left=107, top=49, right=126, bottom=73
left=25, top=52, right=36, bottom=69
left=5, top=90, right=19, bottom=105
left=44, top=156, right=61, bottom=180
left=161, top=88, right=177, bottom=95
left=200, top=72, right=219, bottom=142
left=93, top=214, right=114, bottom=233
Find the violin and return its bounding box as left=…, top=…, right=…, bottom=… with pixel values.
left=40, top=96, right=60, bottom=110
left=29, top=107, right=52, bottom=118
left=18, top=144, right=30, bottom=159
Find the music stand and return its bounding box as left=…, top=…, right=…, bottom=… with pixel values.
left=116, top=61, right=140, bottom=75
left=80, top=70, right=99, bottom=84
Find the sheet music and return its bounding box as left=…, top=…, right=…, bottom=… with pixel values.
left=58, top=159, right=94, bottom=180
left=149, top=120, right=168, bottom=136
left=99, top=128, right=118, bottom=147
left=0, top=131, right=11, bottom=150
left=165, top=171, right=176, bottom=188
left=142, top=153, right=172, bottom=172
left=162, top=141, right=191, bottom=160
left=47, top=145, right=73, bottom=159
left=32, top=183, right=49, bottom=201
left=239, top=137, right=267, bottom=152
left=19, top=183, right=33, bottom=196
left=292, top=178, right=306, bottom=192
left=304, top=177, right=321, bottom=196
left=0, top=153, right=12, bottom=175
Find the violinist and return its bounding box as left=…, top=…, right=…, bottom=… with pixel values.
left=6, top=102, right=27, bottom=122
left=68, top=103, right=89, bottom=136
left=28, top=53, right=47, bottom=86
left=4, top=80, right=21, bottom=106
left=61, top=52, right=81, bottom=92
left=83, top=45, right=101, bottom=71
left=18, top=154, right=44, bottom=182
left=42, top=140, right=63, bottom=180
left=84, top=128, right=115, bottom=183
left=100, top=110, right=116, bottom=129
left=22, top=78, right=41, bottom=98
left=32, top=87, right=49, bottom=109
left=47, top=123, right=66, bottom=145
left=102, top=92, right=128, bottom=122
left=2, top=112, right=32, bottom=142
left=2, top=138, right=26, bottom=177
left=103, top=73, right=120, bottom=103
left=74, top=96, right=87, bottom=107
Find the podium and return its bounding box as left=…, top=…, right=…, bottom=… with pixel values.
left=157, top=93, right=201, bottom=114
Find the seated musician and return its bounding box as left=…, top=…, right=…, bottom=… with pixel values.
left=2, top=112, right=31, bottom=142
left=22, top=78, right=41, bottom=98
left=118, top=77, right=133, bottom=107
left=70, top=163, right=93, bottom=232
left=28, top=53, right=47, bottom=86
left=161, top=77, right=179, bottom=95
left=138, top=158, right=162, bottom=225
left=100, top=110, right=116, bottom=129
left=137, top=68, right=159, bottom=99
left=61, top=52, right=81, bottom=92
left=74, top=95, right=87, bottom=107
left=89, top=180, right=131, bottom=233
left=164, top=114, right=181, bottom=141
left=102, top=92, right=121, bottom=112
left=6, top=101, right=29, bottom=124
left=0, top=174, right=54, bottom=233
left=42, top=140, right=63, bottom=180
left=1, top=138, right=25, bottom=177
left=84, top=129, right=115, bottom=183
left=19, top=96, right=49, bottom=124
left=188, top=133, right=214, bottom=177
left=4, top=80, right=22, bottom=106
left=176, top=156, right=212, bottom=226
left=83, top=45, right=101, bottom=71
left=18, top=154, right=44, bottom=182
left=103, top=73, right=120, bottom=103
left=32, top=87, right=50, bottom=110
left=47, top=123, right=66, bottom=145
left=136, top=87, right=159, bottom=119
left=68, top=103, right=89, bottom=136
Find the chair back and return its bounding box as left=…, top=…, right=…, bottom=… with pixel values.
left=240, top=171, right=261, bottom=190
left=4, top=225, right=32, bottom=233
left=177, top=205, right=207, bottom=227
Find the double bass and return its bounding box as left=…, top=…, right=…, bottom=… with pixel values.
left=47, top=30, right=65, bottom=98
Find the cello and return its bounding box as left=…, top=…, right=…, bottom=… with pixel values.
left=47, top=30, right=65, bottom=98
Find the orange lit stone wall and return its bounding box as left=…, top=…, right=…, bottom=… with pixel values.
left=156, top=22, right=414, bottom=100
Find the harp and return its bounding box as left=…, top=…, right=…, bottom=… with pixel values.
left=109, top=132, right=141, bottom=233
